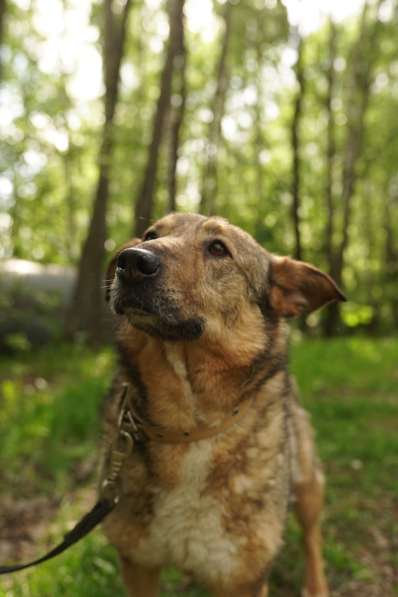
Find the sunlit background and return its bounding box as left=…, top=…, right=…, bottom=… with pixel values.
left=0, top=0, right=371, bottom=238
left=0, top=0, right=398, bottom=341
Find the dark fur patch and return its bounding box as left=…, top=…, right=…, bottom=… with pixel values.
left=251, top=354, right=287, bottom=394
left=117, top=341, right=148, bottom=416
left=128, top=315, right=205, bottom=341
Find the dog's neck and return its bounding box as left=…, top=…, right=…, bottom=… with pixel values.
left=117, top=316, right=288, bottom=432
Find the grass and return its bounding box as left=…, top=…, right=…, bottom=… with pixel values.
left=0, top=337, right=397, bottom=596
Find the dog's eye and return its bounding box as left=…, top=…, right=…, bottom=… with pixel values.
left=207, top=240, right=230, bottom=258
left=143, top=230, right=158, bottom=241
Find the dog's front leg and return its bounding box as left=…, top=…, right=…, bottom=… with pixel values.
left=120, top=557, right=161, bottom=597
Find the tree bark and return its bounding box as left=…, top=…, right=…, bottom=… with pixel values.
left=290, top=32, right=306, bottom=262
left=253, top=42, right=267, bottom=238
left=166, top=0, right=186, bottom=213
left=323, top=0, right=385, bottom=335
left=384, top=192, right=398, bottom=327
left=0, top=0, right=7, bottom=82
left=63, top=147, right=78, bottom=262
left=324, top=18, right=337, bottom=276
left=134, top=0, right=185, bottom=236
left=199, top=1, right=233, bottom=215
left=65, top=0, right=132, bottom=344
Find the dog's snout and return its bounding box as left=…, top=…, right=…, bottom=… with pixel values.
left=117, top=248, right=161, bottom=278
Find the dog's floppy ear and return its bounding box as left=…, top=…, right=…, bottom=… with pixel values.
left=104, top=238, right=141, bottom=302
left=269, top=256, right=346, bottom=318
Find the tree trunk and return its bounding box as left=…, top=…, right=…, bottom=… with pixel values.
left=65, top=0, right=132, bottom=344
left=290, top=32, right=306, bottom=262
left=253, top=42, right=267, bottom=238
left=0, top=0, right=7, bottom=81
left=324, top=18, right=337, bottom=276
left=134, top=0, right=185, bottom=236
left=199, top=1, right=233, bottom=215
left=322, top=18, right=339, bottom=336
left=323, top=0, right=385, bottom=335
left=63, top=147, right=78, bottom=262
left=166, top=0, right=186, bottom=213
left=384, top=193, right=398, bottom=328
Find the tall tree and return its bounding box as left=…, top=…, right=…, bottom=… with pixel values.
left=199, top=0, right=233, bottom=215
left=134, top=0, right=185, bottom=236
left=65, top=0, right=132, bottom=343
left=253, top=42, right=267, bottom=237
left=166, top=0, right=186, bottom=212
left=384, top=191, right=398, bottom=327
left=290, top=31, right=306, bottom=261
left=0, top=0, right=6, bottom=82
left=323, top=0, right=385, bottom=335
left=323, top=17, right=337, bottom=278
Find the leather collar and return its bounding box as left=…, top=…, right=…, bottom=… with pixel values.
left=119, top=383, right=254, bottom=444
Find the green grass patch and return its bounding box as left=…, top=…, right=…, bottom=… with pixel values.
left=0, top=344, right=114, bottom=492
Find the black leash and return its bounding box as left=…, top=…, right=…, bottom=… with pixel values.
left=0, top=497, right=116, bottom=574
left=0, top=384, right=133, bottom=576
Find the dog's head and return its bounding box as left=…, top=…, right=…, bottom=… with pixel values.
left=105, top=213, right=345, bottom=343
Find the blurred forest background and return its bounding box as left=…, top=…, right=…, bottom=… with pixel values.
left=0, top=1, right=398, bottom=596
left=1, top=0, right=398, bottom=346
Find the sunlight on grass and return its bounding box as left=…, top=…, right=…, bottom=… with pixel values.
left=0, top=345, right=114, bottom=491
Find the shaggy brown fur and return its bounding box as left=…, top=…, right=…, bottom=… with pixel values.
left=101, top=213, right=345, bottom=597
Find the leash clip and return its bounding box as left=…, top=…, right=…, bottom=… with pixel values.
left=101, top=430, right=134, bottom=504
left=118, top=383, right=143, bottom=439
left=102, top=386, right=136, bottom=503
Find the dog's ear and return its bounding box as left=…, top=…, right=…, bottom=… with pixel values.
left=269, top=256, right=346, bottom=318
left=104, top=238, right=141, bottom=302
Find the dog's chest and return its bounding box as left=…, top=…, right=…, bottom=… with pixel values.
left=108, top=349, right=290, bottom=582
left=132, top=440, right=242, bottom=579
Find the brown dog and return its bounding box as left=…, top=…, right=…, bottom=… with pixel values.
left=101, top=213, right=345, bottom=597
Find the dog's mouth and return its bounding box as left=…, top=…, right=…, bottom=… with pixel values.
left=124, top=306, right=205, bottom=341
left=113, top=297, right=154, bottom=318
left=123, top=305, right=156, bottom=325
left=111, top=284, right=205, bottom=341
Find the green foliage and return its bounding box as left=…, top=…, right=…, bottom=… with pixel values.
left=0, top=344, right=114, bottom=491
left=1, top=537, right=124, bottom=597
left=1, top=0, right=397, bottom=333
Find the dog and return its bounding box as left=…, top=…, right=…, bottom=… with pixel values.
left=101, top=212, right=345, bottom=597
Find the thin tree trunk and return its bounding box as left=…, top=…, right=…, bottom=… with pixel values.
left=290, top=33, right=306, bottom=261
left=63, top=148, right=77, bottom=262
left=134, top=0, right=185, bottom=236
left=199, top=1, right=233, bottom=215
left=253, top=43, right=267, bottom=238
left=324, top=18, right=337, bottom=276
left=323, top=0, right=385, bottom=335
left=10, top=169, right=21, bottom=256
left=384, top=193, right=398, bottom=327
left=166, top=0, right=186, bottom=213
left=65, top=0, right=132, bottom=343
left=0, top=0, right=7, bottom=81
left=321, top=18, right=339, bottom=336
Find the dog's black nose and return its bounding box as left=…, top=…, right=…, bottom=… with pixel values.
left=117, top=248, right=161, bottom=278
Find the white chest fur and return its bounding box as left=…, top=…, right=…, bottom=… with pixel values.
left=131, top=440, right=242, bottom=583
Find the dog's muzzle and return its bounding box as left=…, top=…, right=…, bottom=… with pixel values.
left=116, top=248, right=161, bottom=280
left=111, top=247, right=162, bottom=316
left=112, top=246, right=204, bottom=340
